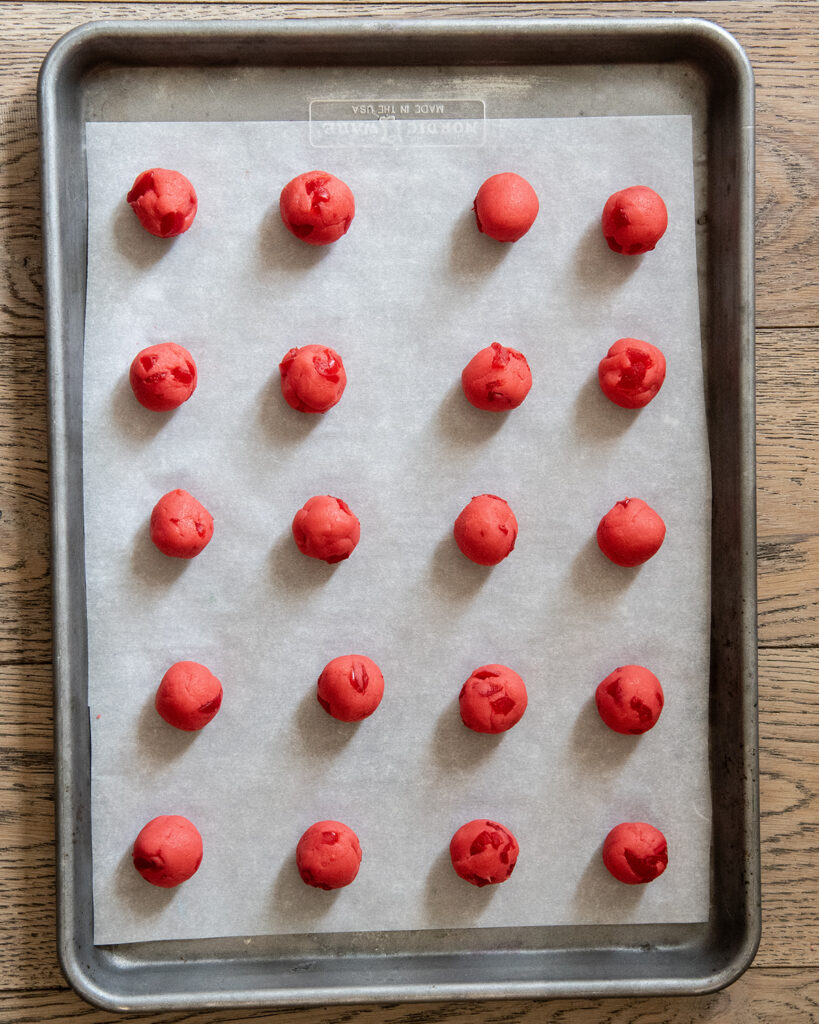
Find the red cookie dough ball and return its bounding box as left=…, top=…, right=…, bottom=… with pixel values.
left=280, top=171, right=355, bottom=245
left=296, top=820, right=362, bottom=890
left=279, top=344, right=347, bottom=414
left=461, top=343, right=532, bottom=412
left=317, top=654, right=384, bottom=722
left=450, top=819, right=519, bottom=887
left=595, top=664, right=664, bottom=735
left=459, top=664, right=528, bottom=734
left=132, top=814, right=203, bottom=888
left=602, top=822, right=668, bottom=884
left=473, top=172, right=539, bottom=243
left=601, top=185, right=668, bottom=255
left=454, top=494, right=518, bottom=566
left=129, top=342, right=198, bottom=412
left=127, top=168, right=198, bottom=238
left=150, top=489, right=214, bottom=559
left=596, top=498, right=665, bottom=568
left=598, top=338, right=666, bottom=409
left=292, top=495, right=360, bottom=564
left=155, top=661, right=223, bottom=731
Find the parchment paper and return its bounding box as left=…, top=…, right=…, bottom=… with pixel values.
left=84, top=115, right=711, bottom=945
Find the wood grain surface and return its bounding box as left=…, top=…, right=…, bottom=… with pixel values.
left=1, top=1, right=817, bottom=1021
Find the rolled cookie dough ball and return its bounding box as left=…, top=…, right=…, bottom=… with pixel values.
left=596, top=498, right=665, bottom=568
left=317, top=654, right=384, bottom=722
left=450, top=819, right=519, bottom=887
left=595, top=664, right=664, bottom=735
left=155, top=661, right=223, bottom=731
left=454, top=494, right=518, bottom=566
left=127, top=168, right=198, bottom=238
left=602, top=821, right=668, bottom=884
left=459, top=664, right=528, bottom=733
left=473, top=172, right=539, bottom=242
left=280, top=171, right=355, bottom=245
left=150, top=489, right=214, bottom=559
left=292, top=495, right=360, bottom=563
left=279, top=344, right=347, bottom=413
left=461, top=343, right=532, bottom=412
left=601, top=185, right=668, bottom=255
left=132, top=814, right=203, bottom=887
left=129, top=342, right=198, bottom=412
left=598, top=337, right=666, bottom=409
left=296, top=820, right=362, bottom=889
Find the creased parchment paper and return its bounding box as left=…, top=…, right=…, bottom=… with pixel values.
left=85, top=115, right=711, bottom=945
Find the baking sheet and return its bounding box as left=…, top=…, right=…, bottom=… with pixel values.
left=84, top=114, right=711, bottom=945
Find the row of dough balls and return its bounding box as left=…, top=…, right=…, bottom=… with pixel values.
left=151, top=657, right=664, bottom=734
left=149, top=488, right=667, bottom=569
left=130, top=337, right=667, bottom=414
left=146, top=660, right=666, bottom=890
left=132, top=813, right=668, bottom=891
left=127, top=167, right=669, bottom=253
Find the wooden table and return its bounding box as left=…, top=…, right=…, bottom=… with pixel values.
left=1, top=2, right=816, bottom=1021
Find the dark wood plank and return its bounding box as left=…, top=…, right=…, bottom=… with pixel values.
left=0, top=98, right=50, bottom=664
left=758, top=536, right=819, bottom=648
left=0, top=328, right=50, bottom=664
left=0, top=98, right=41, bottom=340
left=755, top=75, right=819, bottom=327
left=757, top=328, right=819, bottom=646
left=758, top=649, right=819, bottom=965
left=0, top=664, right=60, bottom=990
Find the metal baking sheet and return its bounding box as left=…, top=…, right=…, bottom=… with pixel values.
left=39, top=17, right=758, bottom=1009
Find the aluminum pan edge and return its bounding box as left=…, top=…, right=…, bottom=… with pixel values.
left=39, top=16, right=757, bottom=1010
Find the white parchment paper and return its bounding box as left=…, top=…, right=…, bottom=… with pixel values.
left=85, top=115, right=711, bottom=945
